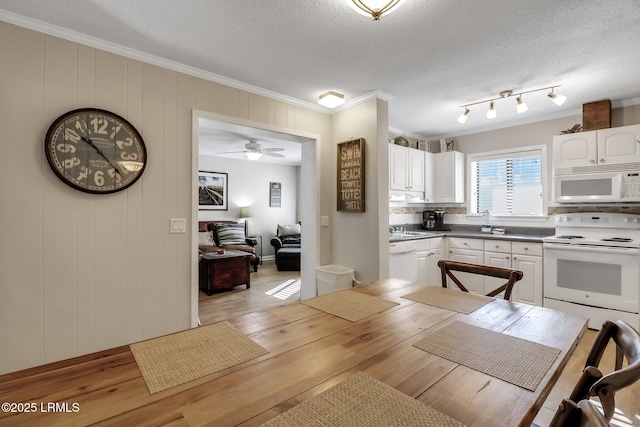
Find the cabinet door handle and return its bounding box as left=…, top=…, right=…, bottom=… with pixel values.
left=590, top=159, right=596, bottom=164
left=600, top=158, right=605, bottom=163
left=513, top=257, right=518, bottom=260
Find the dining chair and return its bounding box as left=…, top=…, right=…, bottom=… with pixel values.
left=437, top=260, right=523, bottom=300
left=544, top=398, right=610, bottom=427
left=544, top=320, right=640, bottom=426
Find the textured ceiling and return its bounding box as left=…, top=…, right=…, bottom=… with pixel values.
left=2, top=0, right=640, bottom=143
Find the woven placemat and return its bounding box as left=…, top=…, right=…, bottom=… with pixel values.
left=130, top=321, right=268, bottom=394
left=302, top=290, right=399, bottom=322
left=402, top=286, right=493, bottom=314
left=413, top=321, right=561, bottom=391
left=261, top=372, right=465, bottom=427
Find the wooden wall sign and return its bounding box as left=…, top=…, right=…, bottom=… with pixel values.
left=337, top=138, right=365, bottom=212
left=583, top=99, right=611, bottom=131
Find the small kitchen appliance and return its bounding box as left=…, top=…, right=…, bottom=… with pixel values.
left=543, top=212, right=640, bottom=330
left=422, top=210, right=446, bottom=231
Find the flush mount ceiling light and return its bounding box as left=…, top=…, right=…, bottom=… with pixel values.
left=318, top=91, right=345, bottom=108
left=457, top=85, right=566, bottom=124
left=349, top=0, right=402, bottom=20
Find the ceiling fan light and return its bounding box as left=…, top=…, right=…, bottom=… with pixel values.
left=318, top=91, right=345, bottom=108
left=457, top=107, right=470, bottom=124
left=349, top=0, right=402, bottom=20
left=486, top=101, right=496, bottom=119
left=548, top=89, right=567, bottom=106
left=516, top=95, right=528, bottom=113
left=245, top=151, right=262, bottom=161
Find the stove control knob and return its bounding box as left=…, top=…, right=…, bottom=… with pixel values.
left=633, top=218, right=639, bottom=224
left=624, top=217, right=630, bottom=223
left=565, top=217, right=572, bottom=222
left=558, top=216, right=565, bottom=222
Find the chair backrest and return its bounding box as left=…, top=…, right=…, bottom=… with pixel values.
left=548, top=398, right=610, bottom=427
left=567, top=320, right=640, bottom=421
left=437, top=260, right=523, bottom=300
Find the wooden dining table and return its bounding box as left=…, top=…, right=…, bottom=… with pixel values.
left=0, top=278, right=588, bottom=427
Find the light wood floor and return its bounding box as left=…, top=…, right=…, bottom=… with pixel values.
left=198, top=259, right=300, bottom=325
left=199, top=263, right=639, bottom=426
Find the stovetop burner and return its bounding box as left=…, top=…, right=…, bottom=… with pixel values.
left=601, top=237, right=633, bottom=242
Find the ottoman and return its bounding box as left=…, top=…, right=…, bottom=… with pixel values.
left=276, top=247, right=301, bottom=271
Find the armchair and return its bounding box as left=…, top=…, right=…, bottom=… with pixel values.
left=270, top=223, right=301, bottom=271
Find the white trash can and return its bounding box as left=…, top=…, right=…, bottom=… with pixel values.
left=316, top=265, right=355, bottom=296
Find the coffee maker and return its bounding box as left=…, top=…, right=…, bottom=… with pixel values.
left=422, top=210, right=446, bottom=231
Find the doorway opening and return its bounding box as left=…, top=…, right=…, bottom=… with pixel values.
left=190, top=110, right=320, bottom=327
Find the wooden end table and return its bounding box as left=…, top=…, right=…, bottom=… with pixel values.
left=199, top=250, right=251, bottom=296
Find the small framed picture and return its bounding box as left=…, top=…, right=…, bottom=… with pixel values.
left=198, top=171, right=228, bottom=210
left=270, top=182, right=281, bottom=207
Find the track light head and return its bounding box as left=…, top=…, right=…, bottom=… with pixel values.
left=487, top=101, right=496, bottom=119
left=548, top=89, right=567, bottom=106
left=516, top=95, right=528, bottom=113
left=457, top=107, right=470, bottom=124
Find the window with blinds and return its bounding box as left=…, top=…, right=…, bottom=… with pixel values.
left=469, top=148, right=544, bottom=216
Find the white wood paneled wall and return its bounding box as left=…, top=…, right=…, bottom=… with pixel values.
left=0, top=22, right=331, bottom=374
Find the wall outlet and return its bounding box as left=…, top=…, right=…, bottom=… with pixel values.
left=320, top=216, right=329, bottom=227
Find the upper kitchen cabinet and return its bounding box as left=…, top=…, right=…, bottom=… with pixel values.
left=597, top=125, right=640, bottom=164
left=553, top=124, right=640, bottom=169
left=433, top=151, right=464, bottom=203
left=389, top=144, right=426, bottom=195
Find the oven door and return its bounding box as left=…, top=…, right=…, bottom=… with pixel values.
left=543, top=243, right=640, bottom=313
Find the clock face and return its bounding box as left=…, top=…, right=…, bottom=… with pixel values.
left=45, top=108, right=147, bottom=194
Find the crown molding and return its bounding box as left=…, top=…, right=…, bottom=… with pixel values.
left=0, top=10, right=330, bottom=113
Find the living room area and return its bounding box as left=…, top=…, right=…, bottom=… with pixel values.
left=197, top=117, right=307, bottom=325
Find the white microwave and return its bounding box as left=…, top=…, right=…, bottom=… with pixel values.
left=554, top=170, right=640, bottom=202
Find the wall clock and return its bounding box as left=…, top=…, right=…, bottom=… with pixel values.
left=45, top=108, right=147, bottom=194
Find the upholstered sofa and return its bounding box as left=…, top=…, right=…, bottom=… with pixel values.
left=198, top=221, right=260, bottom=272
left=270, top=223, right=301, bottom=271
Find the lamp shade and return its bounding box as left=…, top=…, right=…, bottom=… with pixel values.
left=239, top=206, right=253, bottom=218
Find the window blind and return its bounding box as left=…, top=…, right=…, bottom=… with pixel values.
left=471, top=153, right=542, bottom=215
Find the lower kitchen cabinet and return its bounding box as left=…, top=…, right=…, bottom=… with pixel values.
left=447, top=237, right=543, bottom=306
left=417, top=237, right=443, bottom=285
left=511, top=242, right=543, bottom=306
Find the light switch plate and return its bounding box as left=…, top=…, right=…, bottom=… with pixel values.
left=170, top=218, right=186, bottom=233
left=320, top=216, right=329, bottom=227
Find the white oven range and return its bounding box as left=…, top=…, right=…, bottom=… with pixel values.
left=543, top=212, right=640, bottom=330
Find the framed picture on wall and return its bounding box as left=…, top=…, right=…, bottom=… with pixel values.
left=270, top=182, right=281, bottom=207
left=198, top=171, right=228, bottom=210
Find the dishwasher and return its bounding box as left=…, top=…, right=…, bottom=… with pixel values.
left=389, top=240, right=418, bottom=283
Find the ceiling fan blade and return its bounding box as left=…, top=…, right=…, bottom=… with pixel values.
left=262, top=151, right=285, bottom=158
left=215, top=150, right=246, bottom=155
left=261, top=147, right=285, bottom=152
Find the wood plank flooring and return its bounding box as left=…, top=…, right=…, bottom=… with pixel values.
left=198, top=260, right=300, bottom=325
left=199, top=262, right=639, bottom=426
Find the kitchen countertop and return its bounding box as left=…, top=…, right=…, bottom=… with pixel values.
left=389, top=225, right=554, bottom=243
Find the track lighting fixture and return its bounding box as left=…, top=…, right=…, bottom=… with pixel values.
left=516, top=95, right=528, bottom=113
left=486, top=101, right=496, bottom=119
left=547, top=87, right=567, bottom=105
left=457, top=107, right=470, bottom=124
left=458, top=85, right=566, bottom=124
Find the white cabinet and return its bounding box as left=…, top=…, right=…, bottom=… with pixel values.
left=447, top=237, right=484, bottom=294
left=446, top=237, right=543, bottom=305
left=389, top=144, right=425, bottom=194
left=553, top=124, right=640, bottom=169
left=433, top=151, right=464, bottom=203
left=511, top=242, right=543, bottom=306
left=417, top=237, right=444, bottom=285
left=597, top=125, right=640, bottom=165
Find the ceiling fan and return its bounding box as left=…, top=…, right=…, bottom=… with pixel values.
left=216, top=139, right=285, bottom=160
